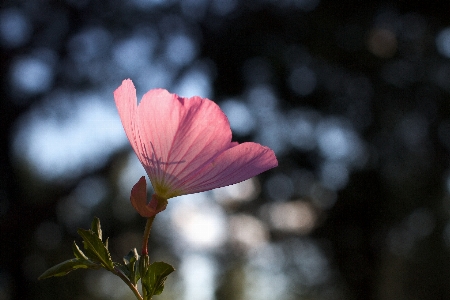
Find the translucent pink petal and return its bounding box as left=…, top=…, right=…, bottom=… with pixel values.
left=115, top=79, right=278, bottom=198
left=136, top=90, right=232, bottom=188
left=178, top=142, right=278, bottom=194
left=114, top=79, right=148, bottom=164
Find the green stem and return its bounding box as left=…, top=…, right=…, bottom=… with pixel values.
left=142, top=216, right=155, bottom=256
left=141, top=216, right=156, bottom=300
left=113, top=266, right=143, bottom=300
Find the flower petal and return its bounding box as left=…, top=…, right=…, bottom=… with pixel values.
left=133, top=88, right=234, bottom=195
left=115, top=79, right=278, bottom=199
left=177, top=142, right=278, bottom=195
left=114, top=79, right=145, bottom=161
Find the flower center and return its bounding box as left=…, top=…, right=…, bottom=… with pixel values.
left=153, top=181, right=182, bottom=199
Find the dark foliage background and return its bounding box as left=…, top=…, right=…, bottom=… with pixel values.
left=2, top=0, right=450, bottom=299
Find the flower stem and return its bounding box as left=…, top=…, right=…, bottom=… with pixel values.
left=113, top=266, right=143, bottom=300
left=141, top=216, right=156, bottom=300
left=142, top=216, right=156, bottom=256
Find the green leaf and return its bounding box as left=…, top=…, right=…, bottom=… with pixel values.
left=77, top=228, right=114, bottom=271
left=123, top=248, right=139, bottom=265
left=90, top=217, right=102, bottom=240
left=72, top=241, right=88, bottom=260
left=39, top=218, right=116, bottom=282
left=141, top=262, right=175, bottom=298
left=38, top=258, right=100, bottom=280
left=122, top=249, right=140, bottom=285
left=114, top=262, right=130, bottom=278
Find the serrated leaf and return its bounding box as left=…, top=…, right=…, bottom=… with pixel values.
left=72, top=241, right=88, bottom=260
left=90, top=217, right=102, bottom=240
left=38, top=258, right=100, bottom=280
left=77, top=228, right=113, bottom=270
left=142, top=262, right=175, bottom=298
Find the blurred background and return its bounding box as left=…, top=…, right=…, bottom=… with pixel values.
left=2, top=0, right=450, bottom=299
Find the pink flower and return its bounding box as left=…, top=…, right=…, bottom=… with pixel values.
left=114, top=79, right=278, bottom=217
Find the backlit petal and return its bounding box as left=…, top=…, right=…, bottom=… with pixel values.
left=117, top=83, right=234, bottom=197
left=178, top=142, right=278, bottom=195
left=115, top=79, right=278, bottom=200
left=114, top=79, right=144, bottom=161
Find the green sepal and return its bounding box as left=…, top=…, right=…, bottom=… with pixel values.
left=141, top=262, right=175, bottom=298
left=38, top=258, right=101, bottom=280
left=77, top=228, right=114, bottom=271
